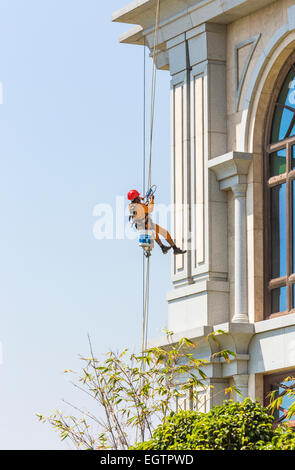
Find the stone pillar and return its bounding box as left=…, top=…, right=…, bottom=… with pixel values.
left=232, top=184, right=248, bottom=323
left=233, top=374, right=249, bottom=402
left=209, top=152, right=252, bottom=324
left=166, top=24, right=230, bottom=333
left=167, top=35, right=192, bottom=286
left=206, top=378, right=230, bottom=409
left=187, top=23, right=228, bottom=283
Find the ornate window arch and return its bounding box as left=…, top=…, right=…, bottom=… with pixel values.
left=265, top=56, right=295, bottom=318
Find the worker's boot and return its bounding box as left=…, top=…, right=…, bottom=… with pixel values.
left=173, top=245, right=187, bottom=255
left=161, top=244, right=171, bottom=254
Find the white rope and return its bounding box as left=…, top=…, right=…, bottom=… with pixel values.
left=141, top=0, right=160, bottom=359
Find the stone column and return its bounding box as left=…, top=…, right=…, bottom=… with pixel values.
left=233, top=374, right=249, bottom=402
left=187, top=23, right=228, bottom=282
left=166, top=24, right=231, bottom=333
left=166, top=35, right=192, bottom=287
left=232, top=184, right=248, bottom=323
left=209, top=152, right=252, bottom=324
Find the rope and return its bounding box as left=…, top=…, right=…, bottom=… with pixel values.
left=141, top=256, right=150, bottom=355
left=142, top=36, right=146, bottom=363
left=143, top=36, right=146, bottom=198
left=147, top=0, right=160, bottom=190
left=141, top=0, right=160, bottom=359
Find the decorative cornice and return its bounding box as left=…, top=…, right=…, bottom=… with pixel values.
left=208, top=151, right=253, bottom=191
left=147, top=321, right=255, bottom=378
left=167, top=279, right=230, bottom=302
left=112, top=0, right=277, bottom=48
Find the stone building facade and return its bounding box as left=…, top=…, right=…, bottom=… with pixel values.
left=113, top=0, right=295, bottom=417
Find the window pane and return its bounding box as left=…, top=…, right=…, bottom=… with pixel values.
left=271, top=286, right=287, bottom=313
left=270, top=148, right=286, bottom=176
left=271, top=68, right=295, bottom=143
left=271, top=183, right=287, bottom=278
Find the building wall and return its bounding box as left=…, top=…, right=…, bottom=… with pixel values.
left=113, top=0, right=295, bottom=408
left=226, top=0, right=295, bottom=323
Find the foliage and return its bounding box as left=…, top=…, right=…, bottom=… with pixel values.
left=131, top=410, right=201, bottom=450
left=37, top=332, right=236, bottom=450
left=267, top=375, right=295, bottom=425
left=132, top=399, right=287, bottom=450
left=133, top=399, right=295, bottom=451
left=258, top=425, right=295, bottom=450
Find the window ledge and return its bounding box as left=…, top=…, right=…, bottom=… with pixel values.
left=255, top=312, right=295, bottom=334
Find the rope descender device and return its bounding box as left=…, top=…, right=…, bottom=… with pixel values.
left=138, top=229, right=154, bottom=258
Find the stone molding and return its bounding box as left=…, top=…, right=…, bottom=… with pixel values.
left=148, top=321, right=255, bottom=379
left=234, top=34, right=261, bottom=112
left=208, top=151, right=253, bottom=191
left=254, top=312, right=295, bottom=334
left=166, top=279, right=229, bottom=302
left=112, top=0, right=277, bottom=52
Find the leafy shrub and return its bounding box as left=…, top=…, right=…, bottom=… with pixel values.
left=258, top=425, right=295, bottom=450
left=131, top=410, right=202, bottom=450
left=131, top=399, right=295, bottom=450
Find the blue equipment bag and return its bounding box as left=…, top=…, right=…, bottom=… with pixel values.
left=138, top=230, right=154, bottom=249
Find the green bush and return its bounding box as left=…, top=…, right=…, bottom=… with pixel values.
left=258, top=425, right=295, bottom=450
left=131, top=399, right=295, bottom=450
left=131, top=410, right=202, bottom=450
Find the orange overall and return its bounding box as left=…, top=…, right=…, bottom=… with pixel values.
left=128, top=196, right=174, bottom=247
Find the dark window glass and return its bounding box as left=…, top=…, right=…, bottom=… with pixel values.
left=271, top=286, right=287, bottom=313
left=271, top=69, right=295, bottom=143
left=270, top=148, right=286, bottom=176
left=271, top=183, right=287, bottom=278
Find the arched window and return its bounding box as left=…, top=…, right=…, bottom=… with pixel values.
left=265, top=62, right=295, bottom=317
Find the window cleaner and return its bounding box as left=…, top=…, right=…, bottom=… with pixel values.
left=127, top=188, right=187, bottom=257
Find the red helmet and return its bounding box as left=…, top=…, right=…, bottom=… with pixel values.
left=127, top=189, right=140, bottom=201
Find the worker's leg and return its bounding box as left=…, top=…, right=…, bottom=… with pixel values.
left=145, top=219, right=170, bottom=253
left=153, top=227, right=162, bottom=247
left=153, top=223, right=175, bottom=247
left=146, top=218, right=186, bottom=255
left=154, top=223, right=187, bottom=255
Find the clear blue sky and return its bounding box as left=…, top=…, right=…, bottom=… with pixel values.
left=0, top=0, right=171, bottom=449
